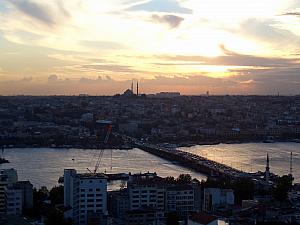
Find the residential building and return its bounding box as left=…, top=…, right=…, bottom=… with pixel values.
left=127, top=173, right=166, bottom=224
left=64, top=169, right=108, bottom=225
left=166, top=184, right=200, bottom=216
left=203, top=188, right=234, bottom=212
left=0, top=169, right=18, bottom=214
left=5, top=185, right=22, bottom=215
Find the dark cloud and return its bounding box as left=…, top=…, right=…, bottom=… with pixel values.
left=281, top=12, right=300, bottom=17
left=48, top=74, right=58, bottom=82
left=8, top=0, right=56, bottom=25
left=7, top=0, right=70, bottom=26
left=128, top=0, right=192, bottom=14
left=151, top=14, right=184, bottom=28
left=159, top=45, right=300, bottom=67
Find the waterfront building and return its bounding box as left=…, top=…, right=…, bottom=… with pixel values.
left=109, top=189, right=129, bottom=225
left=166, top=184, right=201, bottom=216
left=5, top=181, right=33, bottom=215
left=64, top=169, right=108, bottom=225
left=0, top=169, right=18, bottom=214
left=5, top=185, right=22, bottom=215
left=127, top=173, right=166, bottom=224
left=203, top=188, right=234, bottom=212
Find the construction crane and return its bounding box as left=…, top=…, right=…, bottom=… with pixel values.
left=87, top=124, right=113, bottom=174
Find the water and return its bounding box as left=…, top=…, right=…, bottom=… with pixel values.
left=0, top=148, right=206, bottom=189
left=1, top=143, right=299, bottom=189
left=179, top=142, right=300, bottom=182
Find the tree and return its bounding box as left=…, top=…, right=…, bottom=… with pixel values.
left=176, top=174, right=192, bottom=184
left=50, top=186, right=64, bottom=205
left=44, top=208, right=72, bottom=225
left=233, top=178, right=255, bottom=204
left=165, top=176, right=176, bottom=184
left=273, top=175, right=293, bottom=202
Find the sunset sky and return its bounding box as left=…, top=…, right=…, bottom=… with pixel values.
left=0, top=0, right=300, bottom=95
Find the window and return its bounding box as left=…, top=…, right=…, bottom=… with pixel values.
left=96, top=188, right=100, bottom=192
left=89, top=189, right=93, bottom=192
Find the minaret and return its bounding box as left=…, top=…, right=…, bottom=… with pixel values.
left=136, top=82, right=139, bottom=96
left=131, top=82, right=133, bottom=93
left=290, top=152, right=293, bottom=176
left=265, top=154, right=270, bottom=182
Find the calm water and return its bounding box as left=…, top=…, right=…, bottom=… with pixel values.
left=1, top=143, right=299, bottom=189
left=179, top=142, right=300, bottom=182
left=0, top=148, right=206, bottom=189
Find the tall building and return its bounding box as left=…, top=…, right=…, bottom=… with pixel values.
left=64, top=169, right=108, bottom=225
left=5, top=184, right=22, bottom=215
left=127, top=173, right=165, bottom=224
left=0, top=169, right=18, bottom=214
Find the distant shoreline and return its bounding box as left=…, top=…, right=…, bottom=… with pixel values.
left=2, top=139, right=300, bottom=150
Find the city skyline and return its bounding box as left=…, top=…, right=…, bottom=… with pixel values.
left=0, top=0, right=300, bottom=95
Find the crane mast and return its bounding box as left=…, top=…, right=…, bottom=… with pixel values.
left=87, top=124, right=112, bottom=174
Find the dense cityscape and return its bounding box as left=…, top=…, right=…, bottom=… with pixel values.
left=1, top=92, right=300, bottom=149
left=0, top=92, right=300, bottom=225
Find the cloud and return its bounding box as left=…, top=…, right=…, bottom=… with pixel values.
left=8, top=0, right=56, bottom=26
left=159, top=45, right=300, bottom=68
left=238, top=18, right=300, bottom=48
left=6, top=0, right=70, bottom=27
left=0, top=72, right=300, bottom=96
left=151, top=14, right=184, bottom=28
left=128, top=0, right=192, bottom=14
left=80, top=40, right=126, bottom=50
left=281, top=12, right=300, bottom=17
left=81, top=64, right=142, bottom=73
left=48, top=74, right=58, bottom=82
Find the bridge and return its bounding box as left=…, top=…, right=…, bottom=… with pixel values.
left=114, top=133, right=249, bottom=179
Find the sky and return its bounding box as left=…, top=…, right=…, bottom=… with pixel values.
left=0, top=0, right=300, bottom=95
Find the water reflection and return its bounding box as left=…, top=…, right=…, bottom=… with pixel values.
left=0, top=148, right=206, bottom=188
left=179, top=142, right=300, bottom=182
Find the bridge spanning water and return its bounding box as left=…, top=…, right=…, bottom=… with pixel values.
left=116, top=133, right=248, bottom=179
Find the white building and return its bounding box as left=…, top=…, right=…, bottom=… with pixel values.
left=64, top=169, right=108, bottom=225
left=203, top=188, right=234, bottom=212
left=127, top=173, right=165, bottom=223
